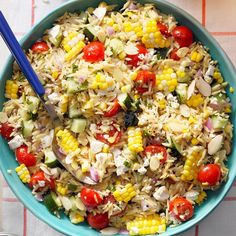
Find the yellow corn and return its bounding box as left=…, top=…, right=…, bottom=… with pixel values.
left=190, top=51, right=203, bottom=63
left=176, top=70, right=186, bottom=79
left=90, top=73, right=114, bottom=90
left=141, top=20, right=170, bottom=48
left=181, top=151, right=202, bottom=181
left=15, top=164, right=31, bottom=183
left=128, top=127, right=143, bottom=153
left=189, top=116, right=197, bottom=124
left=127, top=214, right=166, bottom=235
left=195, top=191, right=207, bottom=205
left=5, top=80, right=19, bottom=99
left=62, top=32, right=80, bottom=52
left=225, top=106, right=232, bottom=113
left=187, top=94, right=204, bottom=108
left=56, top=183, right=68, bottom=195
left=52, top=71, right=59, bottom=80
left=230, top=86, right=234, bottom=93
left=191, top=138, right=199, bottom=145
left=121, top=85, right=132, bottom=93
left=156, top=67, right=178, bottom=92
left=56, top=129, right=79, bottom=154
left=102, top=144, right=110, bottom=153
left=113, top=24, right=119, bottom=31
left=65, top=41, right=85, bottom=62
left=123, top=22, right=133, bottom=32
left=69, top=211, right=84, bottom=224
left=113, top=183, right=136, bottom=202
left=213, top=71, right=223, bottom=84
left=59, top=95, right=69, bottom=113
left=81, top=161, right=90, bottom=173
left=158, top=98, right=167, bottom=109
left=118, top=51, right=126, bottom=60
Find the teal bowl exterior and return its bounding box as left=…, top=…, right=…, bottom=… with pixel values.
left=0, top=0, right=236, bottom=235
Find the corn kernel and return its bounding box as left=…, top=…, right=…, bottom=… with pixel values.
left=230, top=87, right=234, bottom=93
left=187, top=94, right=204, bottom=108
left=52, top=71, right=59, bottom=80
left=113, top=183, right=136, bottom=202
left=191, top=51, right=203, bottom=62
left=191, top=138, right=199, bottom=145
left=5, top=80, right=19, bottom=99
left=69, top=211, right=84, bottom=224
left=56, top=183, right=68, bottom=195
left=195, top=191, right=207, bottom=205
left=15, top=164, right=31, bottom=183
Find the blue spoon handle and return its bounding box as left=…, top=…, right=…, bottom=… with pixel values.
left=0, top=11, right=45, bottom=97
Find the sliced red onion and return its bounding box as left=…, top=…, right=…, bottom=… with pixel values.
left=119, top=229, right=129, bottom=235
left=128, top=2, right=137, bottom=10
left=106, top=26, right=115, bottom=36
left=196, top=69, right=202, bottom=77
left=205, top=118, right=213, bottom=131
left=90, top=167, right=99, bottom=182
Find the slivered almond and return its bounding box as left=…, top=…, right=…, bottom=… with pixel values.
left=187, top=80, right=196, bottom=99
left=100, top=227, right=119, bottom=235
left=196, top=77, right=211, bottom=97
left=176, top=47, right=189, bottom=58
left=124, top=44, right=138, bottom=55
left=208, top=135, right=223, bottom=155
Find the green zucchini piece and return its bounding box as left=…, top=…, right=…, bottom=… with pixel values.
left=211, top=115, right=228, bottom=130
left=69, top=103, right=82, bottom=118
left=44, top=149, right=59, bottom=168
left=83, top=26, right=97, bottom=41
left=44, top=192, right=61, bottom=214
left=176, top=83, right=188, bottom=103
left=22, top=120, right=34, bottom=138
left=70, top=118, right=87, bottom=133
left=109, top=38, right=124, bottom=56
left=117, top=93, right=132, bottom=110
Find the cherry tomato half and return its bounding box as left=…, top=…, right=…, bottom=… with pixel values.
left=0, top=122, right=14, bottom=140
left=172, top=26, right=193, bottom=47
left=87, top=213, right=109, bottom=230
left=80, top=187, right=103, bottom=208
left=29, top=171, right=55, bottom=190
left=96, top=123, right=122, bottom=146
left=135, top=70, right=156, bottom=94
left=170, top=49, right=180, bottom=61
left=104, top=99, right=121, bottom=117
left=83, top=41, right=105, bottom=63
left=126, top=45, right=147, bottom=67
left=145, top=145, right=167, bottom=164
left=169, top=197, right=194, bottom=222
left=16, top=145, right=37, bottom=167
left=157, top=22, right=170, bottom=38
left=31, top=41, right=49, bottom=53
left=197, top=164, right=221, bottom=186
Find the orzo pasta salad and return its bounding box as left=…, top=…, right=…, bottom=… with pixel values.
left=0, top=0, right=233, bottom=235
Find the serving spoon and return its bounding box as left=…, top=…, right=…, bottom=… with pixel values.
left=0, top=11, right=96, bottom=185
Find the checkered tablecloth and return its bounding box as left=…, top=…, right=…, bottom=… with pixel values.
left=0, top=0, right=236, bottom=235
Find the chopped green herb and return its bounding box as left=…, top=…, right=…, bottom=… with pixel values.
left=124, top=161, right=131, bottom=168
left=155, top=48, right=168, bottom=60
left=72, top=64, right=78, bottom=73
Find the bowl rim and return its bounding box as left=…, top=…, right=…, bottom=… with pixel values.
left=0, top=0, right=236, bottom=235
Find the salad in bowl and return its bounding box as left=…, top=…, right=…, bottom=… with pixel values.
left=0, top=0, right=233, bottom=235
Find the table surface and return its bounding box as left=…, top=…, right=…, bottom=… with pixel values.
left=0, top=0, right=236, bottom=236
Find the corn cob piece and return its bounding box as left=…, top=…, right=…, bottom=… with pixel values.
left=56, top=129, right=79, bottom=154
left=15, top=164, right=31, bottom=183
left=62, top=32, right=81, bottom=52
left=190, top=51, right=203, bottom=62
left=59, top=95, right=69, bottom=113
left=127, top=214, right=166, bottom=235
left=142, top=20, right=170, bottom=48
left=128, top=127, right=143, bottom=153
left=195, top=191, right=207, bottom=205
left=90, top=73, right=114, bottom=90
left=69, top=211, right=85, bottom=224
left=113, top=183, right=136, bottom=202
left=65, top=41, right=85, bottom=62
left=56, top=182, right=68, bottom=195
left=186, top=94, right=204, bottom=108
left=156, top=67, right=178, bottom=92
left=181, top=151, right=202, bottom=181
left=5, top=80, right=19, bottom=99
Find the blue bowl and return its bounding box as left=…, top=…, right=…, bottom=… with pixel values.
left=0, top=0, right=236, bottom=235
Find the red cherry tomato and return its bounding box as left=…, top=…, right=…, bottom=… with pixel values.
left=197, top=164, right=221, bottom=186
left=31, top=41, right=49, bottom=53
left=145, top=145, right=167, bottom=164
left=83, top=41, right=105, bottom=63
left=15, top=145, right=37, bottom=167
left=170, top=49, right=180, bottom=61
left=126, top=45, right=147, bottom=67
left=87, top=213, right=109, bottom=230
left=157, top=22, right=170, bottom=38
left=104, top=99, right=121, bottom=117
left=29, top=171, right=55, bottom=189
left=135, top=70, right=156, bottom=94
left=80, top=187, right=103, bottom=207
left=169, top=197, right=194, bottom=222
left=0, top=122, right=14, bottom=140
left=172, top=26, right=193, bottom=47
left=96, top=123, right=122, bottom=146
